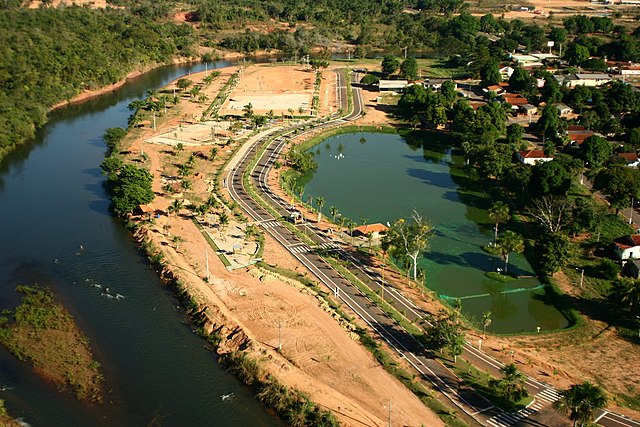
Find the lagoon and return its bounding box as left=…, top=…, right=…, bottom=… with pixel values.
left=304, top=131, right=569, bottom=334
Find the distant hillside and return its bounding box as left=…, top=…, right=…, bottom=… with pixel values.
left=0, top=6, right=196, bottom=161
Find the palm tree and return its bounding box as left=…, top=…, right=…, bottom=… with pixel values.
left=553, top=382, right=607, bottom=427
left=209, top=147, right=218, bottom=161
left=499, top=363, right=528, bottom=402
left=488, top=201, right=510, bottom=245
left=612, top=278, right=640, bottom=315
left=219, top=211, right=230, bottom=233
left=168, top=199, right=184, bottom=217
left=175, top=142, right=185, bottom=155
left=497, top=231, right=524, bottom=273
left=329, top=206, right=338, bottom=223
left=482, top=311, right=492, bottom=338
left=243, top=102, right=254, bottom=119
left=315, top=197, right=325, bottom=223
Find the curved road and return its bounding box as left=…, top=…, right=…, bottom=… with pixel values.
left=226, top=69, right=640, bottom=427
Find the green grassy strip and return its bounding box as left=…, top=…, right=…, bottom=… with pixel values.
left=201, top=72, right=239, bottom=121
left=441, top=357, right=533, bottom=413
left=322, top=254, right=424, bottom=338
left=192, top=219, right=232, bottom=268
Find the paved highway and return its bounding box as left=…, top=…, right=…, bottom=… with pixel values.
left=225, top=68, right=640, bottom=427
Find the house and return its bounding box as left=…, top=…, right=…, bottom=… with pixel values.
left=555, top=103, right=573, bottom=117
left=562, top=73, right=611, bottom=88
left=617, top=66, right=640, bottom=76
left=520, top=104, right=537, bottom=120
left=624, top=259, right=640, bottom=278
left=424, top=78, right=456, bottom=91
left=499, top=66, right=514, bottom=80
left=485, top=85, right=505, bottom=95
left=353, top=223, right=388, bottom=238
left=501, top=93, right=529, bottom=109
left=378, top=80, right=409, bottom=92
left=516, top=150, right=554, bottom=165
left=617, top=152, right=640, bottom=167
left=567, top=128, right=595, bottom=145
left=613, top=234, right=640, bottom=260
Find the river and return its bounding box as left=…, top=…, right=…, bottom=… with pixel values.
left=0, top=62, right=281, bottom=426
left=304, top=131, right=569, bottom=334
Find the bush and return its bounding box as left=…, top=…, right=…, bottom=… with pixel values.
left=360, top=74, right=380, bottom=86
left=599, top=258, right=621, bottom=280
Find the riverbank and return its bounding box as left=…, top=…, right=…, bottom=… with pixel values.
left=115, top=64, right=445, bottom=426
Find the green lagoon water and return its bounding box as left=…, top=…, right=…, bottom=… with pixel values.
left=304, top=131, right=569, bottom=334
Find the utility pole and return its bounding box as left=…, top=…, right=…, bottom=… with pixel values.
left=630, top=197, right=634, bottom=225
left=278, top=319, right=282, bottom=351
left=388, top=400, right=392, bottom=427
left=205, top=249, right=210, bottom=282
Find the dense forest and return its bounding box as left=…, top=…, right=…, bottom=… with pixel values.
left=0, top=6, right=196, bottom=159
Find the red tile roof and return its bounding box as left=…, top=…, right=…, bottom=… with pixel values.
left=619, top=152, right=639, bottom=160
left=519, top=150, right=550, bottom=159
left=354, top=223, right=388, bottom=235
left=614, top=234, right=640, bottom=249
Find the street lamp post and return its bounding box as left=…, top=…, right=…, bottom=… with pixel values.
left=575, top=267, right=584, bottom=289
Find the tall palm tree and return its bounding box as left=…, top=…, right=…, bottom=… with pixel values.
left=315, top=197, right=325, bottom=222
left=329, top=206, right=338, bottom=223
left=497, top=231, right=524, bottom=273
left=499, top=363, right=528, bottom=402
left=482, top=311, right=492, bottom=338
left=488, top=201, right=510, bottom=244
left=553, top=382, right=607, bottom=427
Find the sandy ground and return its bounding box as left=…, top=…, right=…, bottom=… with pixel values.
left=219, top=64, right=337, bottom=117
left=123, top=64, right=444, bottom=426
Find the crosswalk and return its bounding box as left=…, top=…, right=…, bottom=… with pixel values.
left=261, top=220, right=280, bottom=229
left=486, top=388, right=561, bottom=427
left=287, top=242, right=341, bottom=255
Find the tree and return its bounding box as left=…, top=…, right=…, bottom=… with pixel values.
left=580, top=135, right=612, bottom=169
left=490, top=364, right=528, bottom=402
left=593, top=166, right=640, bottom=213
left=315, top=196, right=325, bottom=222
left=329, top=206, right=338, bottom=223
left=107, top=164, right=154, bottom=215
left=530, top=160, right=573, bottom=197
left=400, top=57, right=418, bottom=80
left=382, top=210, right=433, bottom=280
left=508, top=67, right=535, bottom=94
left=360, top=74, right=380, bottom=86
left=611, top=278, right=640, bottom=315
left=506, top=123, right=524, bottom=146
left=423, top=311, right=465, bottom=362
left=243, top=102, right=254, bottom=119
left=168, top=199, right=184, bottom=217
left=537, top=104, right=563, bottom=142
left=482, top=311, right=492, bottom=338
left=488, top=201, right=510, bottom=244
left=565, top=43, right=590, bottom=65
left=553, top=382, right=607, bottom=427
left=381, top=55, right=400, bottom=76
left=103, top=127, right=127, bottom=151
left=176, top=78, right=193, bottom=91
left=480, top=61, right=501, bottom=87
left=535, top=232, right=572, bottom=275
left=496, top=231, right=524, bottom=273
left=209, top=147, right=218, bottom=161
left=527, top=195, right=571, bottom=233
